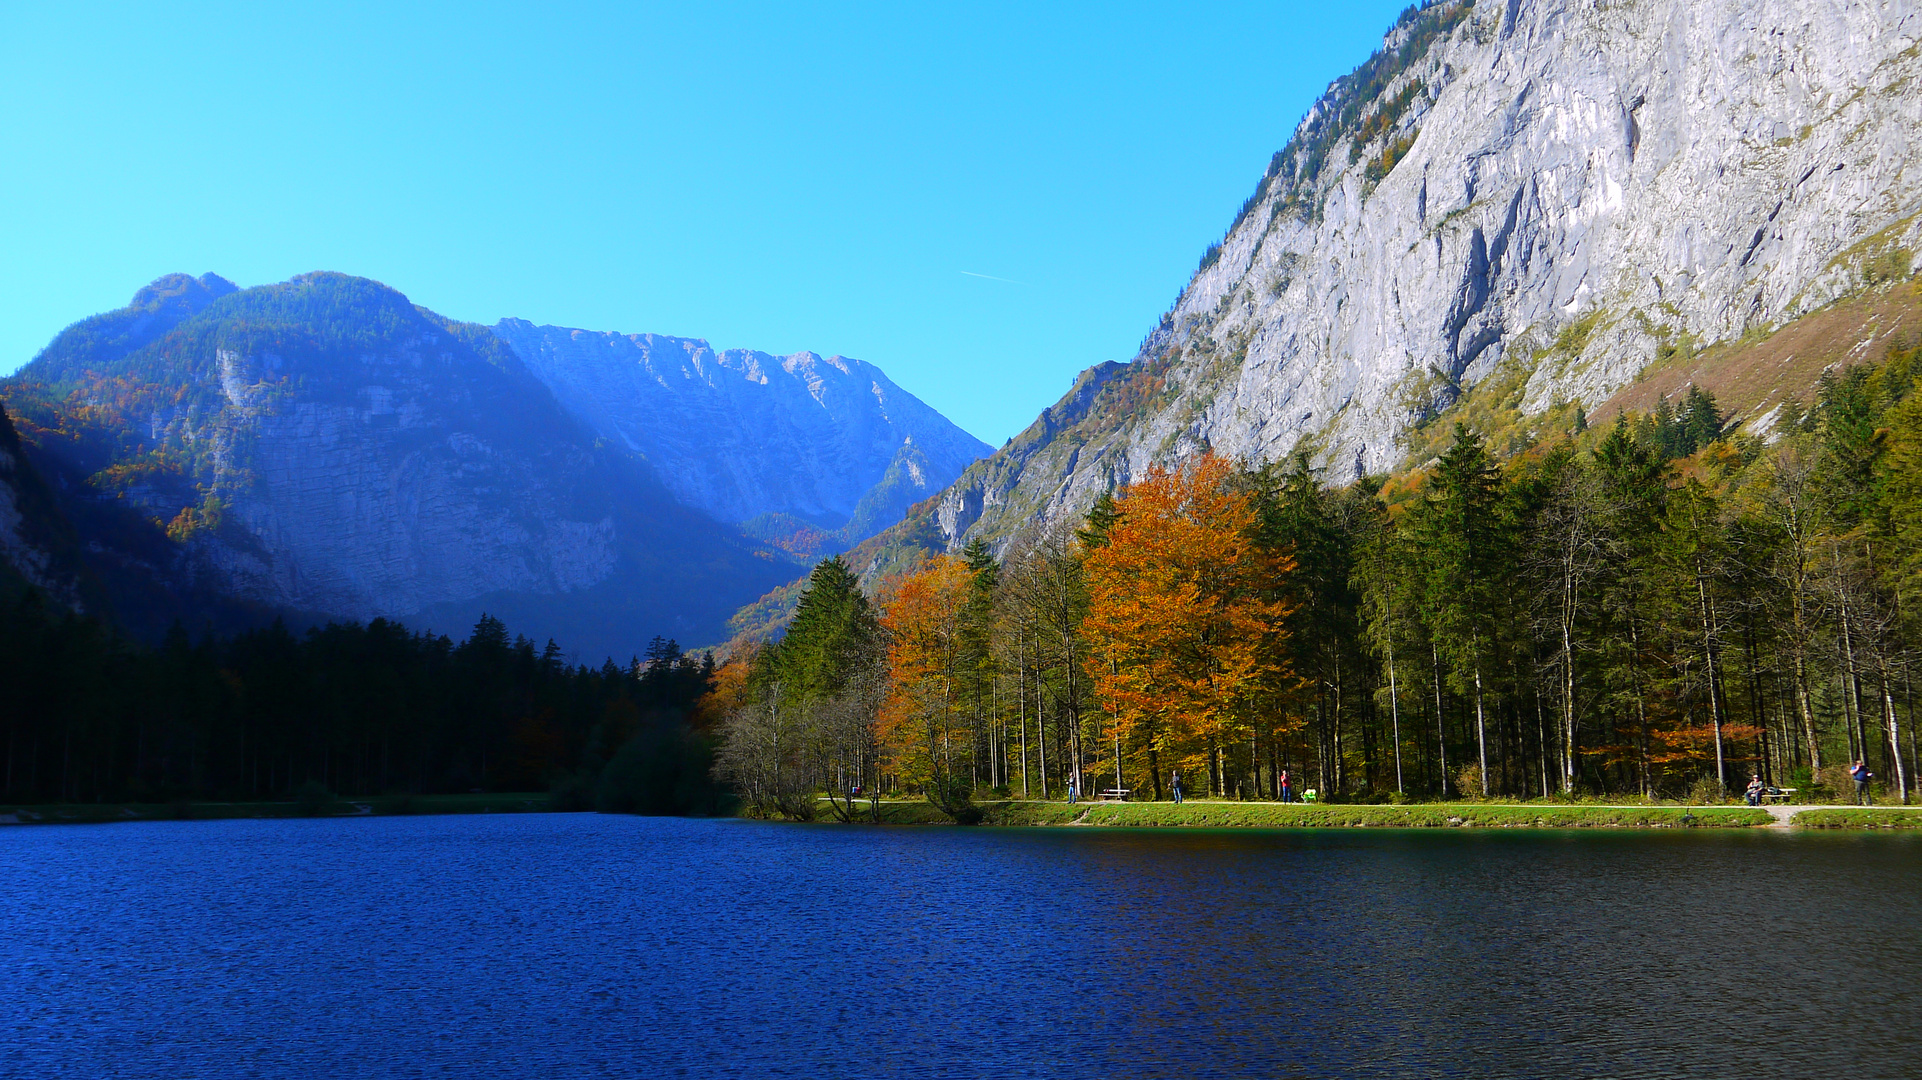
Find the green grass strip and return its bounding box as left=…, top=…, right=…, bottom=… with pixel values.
left=1791, top=807, right=1922, bottom=829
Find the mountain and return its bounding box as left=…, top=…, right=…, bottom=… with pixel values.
left=3, top=272, right=794, bottom=657
left=0, top=400, right=95, bottom=612
left=490, top=321, right=990, bottom=547
left=895, top=0, right=1922, bottom=561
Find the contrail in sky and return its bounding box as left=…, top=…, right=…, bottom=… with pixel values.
left=960, top=270, right=1026, bottom=285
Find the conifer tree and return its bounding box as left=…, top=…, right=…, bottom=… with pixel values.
left=1412, top=423, right=1509, bottom=795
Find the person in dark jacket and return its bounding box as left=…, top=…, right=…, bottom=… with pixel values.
left=1170, top=770, right=1183, bottom=805
left=1851, top=760, right=1873, bottom=805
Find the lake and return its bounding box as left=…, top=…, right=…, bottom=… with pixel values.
left=3, top=815, right=1918, bottom=1078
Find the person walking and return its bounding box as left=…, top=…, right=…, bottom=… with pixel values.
left=1170, top=770, right=1183, bottom=805
left=1279, top=769, right=1293, bottom=804
left=1745, top=774, right=1765, bottom=807
left=1851, top=760, right=1873, bottom=805
left=1068, top=775, right=1078, bottom=805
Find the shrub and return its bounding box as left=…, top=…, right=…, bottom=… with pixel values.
left=1687, top=774, right=1728, bottom=806
left=294, top=780, right=337, bottom=816
left=596, top=727, right=730, bottom=817
left=1454, top=763, right=1485, bottom=799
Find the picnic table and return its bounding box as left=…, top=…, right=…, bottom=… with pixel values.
left=1760, top=787, right=1797, bottom=802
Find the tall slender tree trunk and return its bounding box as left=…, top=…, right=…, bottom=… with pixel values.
left=1559, top=546, right=1581, bottom=793
left=1332, top=651, right=1346, bottom=796
left=1879, top=657, right=1908, bottom=803
left=1838, top=604, right=1869, bottom=768
left=1793, top=650, right=1822, bottom=775
left=1037, top=693, right=1048, bottom=799
left=1696, top=573, right=1727, bottom=791
left=1432, top=642, right=1449, bottom=796
left=1471, top=639, right=1489, bottom=797
left=1387, top=641, right=1404, bottom=795
left=1019, top=630, right=1030, bottom=798
left=1560, top=621, right=1578, bottom=793
left=1628, top=618, right=1652, bottom=799
left=1536, top=680, right=1550, bottom=799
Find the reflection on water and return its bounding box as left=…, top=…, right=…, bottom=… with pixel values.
left=2, top=816, right=1917, bottom=1078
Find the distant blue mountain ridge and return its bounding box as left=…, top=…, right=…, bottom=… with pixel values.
left=0, top=271, right=988, bottom=659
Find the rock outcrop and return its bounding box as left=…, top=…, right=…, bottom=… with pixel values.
left=492, top=321, right=990, bottom=539
left=926, top=0, right=1922, bottom=552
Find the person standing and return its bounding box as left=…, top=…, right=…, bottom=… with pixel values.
left=1280, top=769, right=1293, bottom=804
left=1745, top=774, right=1765, bottom=807
left=1170, top=770, right=1183, bottom=805
left=1851, top=760, right=1873, bottom=805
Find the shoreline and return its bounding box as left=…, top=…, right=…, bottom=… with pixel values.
left=0, top=792, right=554, bottom=825
left=798, top=798, right=1922, bottom=830
left=7, top=795, right=1919, bottom=830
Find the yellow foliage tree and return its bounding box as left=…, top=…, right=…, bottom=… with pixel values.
left=879, top=556, right=979, bottom=816
left=1083, top=453, right=1295, bottom=796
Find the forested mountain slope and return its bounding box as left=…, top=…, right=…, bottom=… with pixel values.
left=883, top=0, right=1922, bottom=567
left=492, top=321, right=989, bottom=548
left=2, top=273, right=793, bottom=657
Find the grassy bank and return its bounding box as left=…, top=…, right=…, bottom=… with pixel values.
left=1791, top=807, right=1922, bottom=829
left=802, top=798, right=1774, bottom=829
left=0, top=792, right=555, bottom=825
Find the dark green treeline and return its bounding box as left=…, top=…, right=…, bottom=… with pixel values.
left=0, top=600, right=722, bottom=812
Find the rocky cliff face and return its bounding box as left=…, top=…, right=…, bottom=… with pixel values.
left=928, top=0, right=1922, bottom=553
left=0, top=402, right=91, bottom=611
left=492, top=321, right=990, bottom=538
left=5, top=274, right=791, bottom=655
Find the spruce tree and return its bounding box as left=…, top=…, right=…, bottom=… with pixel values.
left=1413, top=423, right=1509, bottom=795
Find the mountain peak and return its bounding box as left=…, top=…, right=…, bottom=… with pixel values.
left=127, top=272, right=238, bottom=318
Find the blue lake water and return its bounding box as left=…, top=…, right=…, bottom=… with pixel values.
left=3, top=814, right=1918, bottom=1079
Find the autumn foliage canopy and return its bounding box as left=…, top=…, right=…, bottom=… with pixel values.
left=1082, top=454, right=1297, bottom=785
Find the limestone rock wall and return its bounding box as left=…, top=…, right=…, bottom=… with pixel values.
left=936, top=0, right=1922, bottom=550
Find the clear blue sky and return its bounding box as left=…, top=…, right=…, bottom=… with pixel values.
left=1, top=1, right=1406, bottom=445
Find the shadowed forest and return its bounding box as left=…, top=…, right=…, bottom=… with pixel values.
left=714, top=349, right=1922, bottom=817
left=0, top=602, right=723, bottom=813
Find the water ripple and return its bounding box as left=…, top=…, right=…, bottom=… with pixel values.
left=2, top=817, right=1917, bottom=1078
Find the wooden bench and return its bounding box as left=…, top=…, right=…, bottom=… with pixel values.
left=1760, top=788, right=1797, bottom=802
left=1097, top=789, right=1132, bottom=801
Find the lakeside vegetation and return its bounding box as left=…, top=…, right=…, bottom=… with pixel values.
left=0, top=592, right=728, bottom=814
left=815, top=799, right=1779, bottom=830
left=11, top=343, right=1922, bottom=831
left=713, top=346, right=1922, bottom=821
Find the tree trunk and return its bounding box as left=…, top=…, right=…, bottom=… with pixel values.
left=1879, top=657, right=1909, bottom=804
left=1471, top=641, right=1489, bottom=798
left=1536, top=679, right=1550, bottom=799
left=1386, top=640, right=1405, bottom=794
left=1794, top=650, right=1822, bottom=775
left=1696, top=572, right=1726, bottom=792
left=1432, top=642, right=1449, bottom=797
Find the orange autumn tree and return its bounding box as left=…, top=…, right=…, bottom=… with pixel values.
left=1082, top=453, right=1295, bottom=798
left=878, top=555, right=981, bottom=819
